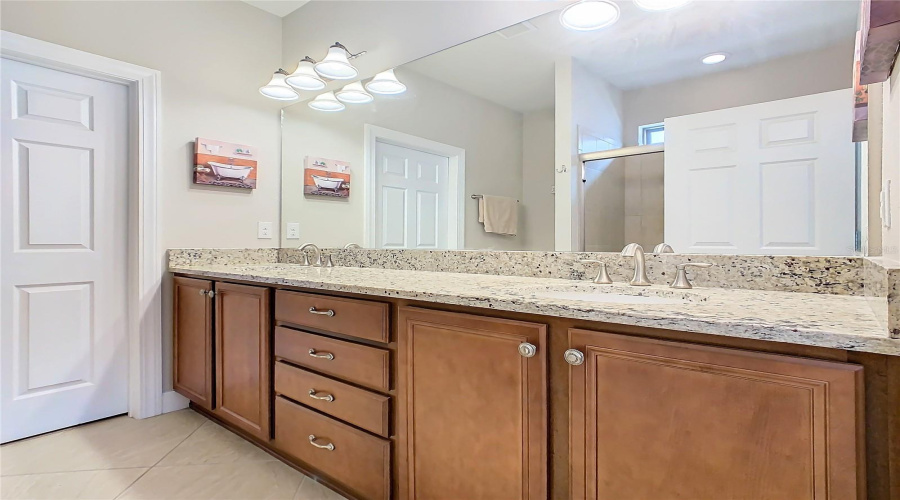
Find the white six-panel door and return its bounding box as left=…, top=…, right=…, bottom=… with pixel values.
left=373, top=140, right=450, bottom=249
left=664, top=89, right=855, bottom=255
left=1, top=58, right=129, bottom=442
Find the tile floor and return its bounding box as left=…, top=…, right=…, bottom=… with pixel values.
left=0, top=409, right=347, bottom=500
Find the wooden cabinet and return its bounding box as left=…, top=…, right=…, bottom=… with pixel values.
left=213, top=282, right=271, bottom=440
left=397, top=307, right=547, bottom=500
left=567, top=328, right=865, bottom=500
left=173, top=276, right=213, bottom=410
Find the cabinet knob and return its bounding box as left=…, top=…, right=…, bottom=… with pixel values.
left=564, top=349, right=585, bottom=366
left=198, top=289, right=207, bottom=297
left=207, top=290, right=215, bottom=298
left=518, top=342, right=537, bottom=358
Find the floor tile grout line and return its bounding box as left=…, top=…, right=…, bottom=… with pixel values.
left=112, top=411, right=209, bottom=500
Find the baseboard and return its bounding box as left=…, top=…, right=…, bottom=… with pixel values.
left=161, top=390, right=189, bottom=413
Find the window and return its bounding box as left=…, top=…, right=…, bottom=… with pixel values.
left=638, top=122, right=665, bottom=146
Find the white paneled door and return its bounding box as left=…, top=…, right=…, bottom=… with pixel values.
left=665, top=89, right=855, bottom=255
left=1, top=59, right=129, bottom=442
left=373, top=140, right=450, bottom=249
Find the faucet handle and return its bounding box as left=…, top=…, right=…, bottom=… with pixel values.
left=670, top=262, right=713, bottom=289
left=652, top=243, right=674, bottom=254
left=324, top=254, right=334, bottom=267
left=578, top=260, right=613, bottom=284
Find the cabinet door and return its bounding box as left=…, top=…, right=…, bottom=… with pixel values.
left=173, top=276, right=213, bottom=410
left=568, top=329, right=864, bottom=500
left=398, top=307, right=547, bottom=500
left=214, top=282, right=271, bottom=440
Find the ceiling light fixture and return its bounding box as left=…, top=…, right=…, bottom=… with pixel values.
left=285, top=56, right=326, bottom=91
left=308, top=91, right=346, bottom=112
left=314, top=42, right=365, bottom=80
left=259, top=70, right=299, bottom=100
left=701, top=53, right=727, bottom=64
left=336, top=81, right=374, bottom=104
left=633, top=0, right=691, bottom=11
left=365, top=69, right=407, bottom=95
left=559, top=0, right=620, bottom=31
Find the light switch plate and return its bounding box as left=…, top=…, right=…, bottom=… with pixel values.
left=258, top=222, right=273, bottom=239
left=286, top=223, right=300, bottom=239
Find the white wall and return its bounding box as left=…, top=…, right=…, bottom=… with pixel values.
left=0, top=0, right=284, bottom=394
left=281, top=69, right=526, bottom=250
left=622, top=40, right=855, bottom=146
left=521, top=109, right=555, bottom=251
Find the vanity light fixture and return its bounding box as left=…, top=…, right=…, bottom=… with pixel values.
left=285, top=56, right=326, bottom=91
left=633, top=0, right=691, bottom=11
left=314, top=42, right=365, bottom=80
left=335, top=81, right=374, bottom=104
left=259, top=69, right=299, bottom=101
left=702, top=53, right=727, bottom=64
left=365, top=69, right=407, bottom=95
left=560, top=0, right=620, bottom=31
left=308, top=91, right=346, bottom=112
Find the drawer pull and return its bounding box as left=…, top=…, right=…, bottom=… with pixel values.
left=308, top=348, right=335, bottom=360
left=308, top=307, right=335, bottom=317
left=308, top=389, right=335, bottom=402
left=308, top=434, right=335, bottom=451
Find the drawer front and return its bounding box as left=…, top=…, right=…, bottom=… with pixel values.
left=275, top=396, right=391, bottom=500
left=275, top=290, right=389, bottom=343
left=275, top=361, right=390, bottom=437
left=275, top=327, right=390, bottom=392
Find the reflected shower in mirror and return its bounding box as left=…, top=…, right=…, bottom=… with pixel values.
left=281, top=0, right=863, bottom=256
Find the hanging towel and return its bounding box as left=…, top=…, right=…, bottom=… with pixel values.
left=478, top=195, right=518, bottom=235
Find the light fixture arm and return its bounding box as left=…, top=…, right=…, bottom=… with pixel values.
left=300, top=55, right=317, bottom=64
left=275, top=68, right=289, bottom=75
left=332, top=42, right=367, bottom=60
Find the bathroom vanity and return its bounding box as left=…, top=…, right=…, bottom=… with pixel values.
left=170, top=261, right=900, bottom=500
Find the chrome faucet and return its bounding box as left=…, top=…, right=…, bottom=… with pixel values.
left=621, top=243, right=651, bottom=286
left=343, top=243, right=362, bottom=249
left=652, top=243, right=674, bottom=254
left=298, top=243, right=322, bottom=267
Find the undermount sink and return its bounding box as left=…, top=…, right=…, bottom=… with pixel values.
left=535, top=290, right=686, bottom=305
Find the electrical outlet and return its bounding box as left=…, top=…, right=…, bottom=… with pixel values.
left=286, top=223, right=300, bottom=239
left=257, top=222, right=273, bottom=239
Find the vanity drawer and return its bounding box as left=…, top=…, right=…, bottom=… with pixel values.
left=275, top=290, right=389, bottom=343
left=274, top=361, right=390, bottom=437
left=275, top=396, right=391, bottom=500
left=275, top=326, right=390, bottom=392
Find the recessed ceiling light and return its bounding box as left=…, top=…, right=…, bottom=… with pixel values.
left=702, top=53, right=727, bottom=65
left=633, top=0, right=691, bottom=11
left=560, top=0, right=620, bottom=31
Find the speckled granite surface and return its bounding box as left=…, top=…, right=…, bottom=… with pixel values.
left=864, top=257, right=900, bottom=339
left=168, top=248, right=278, bottom=267
left=280, top=249, right=865, bottom=295
left=169, top=263, right=899, bottom=356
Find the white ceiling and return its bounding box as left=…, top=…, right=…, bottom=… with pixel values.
left=243, top=0, right=308, bottom=18
left=406, top=0, right=859, bottom=113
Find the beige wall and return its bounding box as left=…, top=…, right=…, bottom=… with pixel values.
left=0, top=0, right=283, bottom=392
left=521, top=109, right=555, bottom=251
left=622, top=40, right=855, bottom=146
left=281, top=68, right=527, bottom=250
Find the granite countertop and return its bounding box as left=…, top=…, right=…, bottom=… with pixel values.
left=170, top=263, right=899, bottom=356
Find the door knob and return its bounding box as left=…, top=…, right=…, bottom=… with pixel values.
left=564, top=349, right=585, bottom=366
left=518, top=342, right=537, bottom=358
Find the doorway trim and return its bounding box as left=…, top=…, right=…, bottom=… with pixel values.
left=363, top=124, right=465, bottom=249
left=1, top=31, right=163, bottom=419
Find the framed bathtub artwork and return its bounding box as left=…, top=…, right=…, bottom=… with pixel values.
left=194, top=138, right=257, bottom=189
left=304, top=156, right=351, bottom=198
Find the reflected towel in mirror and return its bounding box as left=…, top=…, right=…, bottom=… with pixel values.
left=478, top=195, right=518, bottom=235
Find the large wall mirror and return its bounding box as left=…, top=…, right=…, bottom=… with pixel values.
left=281, top=0, right=864, bottom=256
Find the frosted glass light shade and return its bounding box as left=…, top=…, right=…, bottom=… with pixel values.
left=259, top=72, right=299, bottom=100
left=336, top=81, right=374, bottom=104
left=560, top=0, right=620, bottom=31
left=314, top=45, right=358, bottom=80
left=285, top=59, right=326, bottom=90
left=702, top=53, right=727, bottom=64
left=308, top=91, right=346, bottom=112
left=365, top=69, right=407, bottom=95
left=633, top=0, right=691, bottom=10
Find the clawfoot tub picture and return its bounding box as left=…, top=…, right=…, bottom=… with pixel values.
left=304, top=156, right=351, bottom=198
left=194, top=138, right=258, bottom=189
